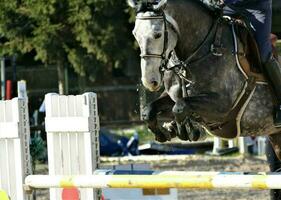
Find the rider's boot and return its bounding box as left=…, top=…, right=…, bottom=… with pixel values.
left=264, top=56, right=281, bottom=127
left=266, top=139, right=281, bottom=200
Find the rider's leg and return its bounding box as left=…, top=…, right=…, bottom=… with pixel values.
left=266, top=137, right=281, bottom=200
left=264, top=56, right=281, bottom=127
left=248, top=0, right=281, bottom=127
left=223, top=1, right=273, bottom=61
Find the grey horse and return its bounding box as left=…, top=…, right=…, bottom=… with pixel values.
left=129, top=1, right=281, bottom=198
left=128, top=0, right=281, bottom=161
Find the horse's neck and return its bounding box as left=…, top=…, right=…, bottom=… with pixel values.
left=166, top=0, right=214, bottom=60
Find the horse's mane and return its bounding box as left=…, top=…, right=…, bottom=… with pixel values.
left=191, top=0, right=220, bottom=15
left=136, top=1, right=161, bottom=13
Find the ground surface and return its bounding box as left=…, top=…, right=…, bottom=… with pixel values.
left=35, top=154, right=271, bottom=200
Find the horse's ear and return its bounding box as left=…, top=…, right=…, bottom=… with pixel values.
left=153, top=0, right=167, bottom=11
left=127, top=0, right=137, bottom=8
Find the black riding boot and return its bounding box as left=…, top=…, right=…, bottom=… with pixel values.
left=266, top=138, right=281, bottom=200
left=264, top=56, right=281, bottom=127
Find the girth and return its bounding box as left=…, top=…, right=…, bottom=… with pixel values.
left=210, top=76, right=256, bottom=139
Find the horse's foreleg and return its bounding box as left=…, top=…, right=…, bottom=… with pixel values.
left=266, top=135, right=281, bottom=200
left=172, top=94, right=218, bottom=141
left=172, top=99, right=191, bottom=140
left=142, top=93, right=176, bottom=142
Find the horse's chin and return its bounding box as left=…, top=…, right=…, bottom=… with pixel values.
left=143, top=83, right=161, bottom=92
left=148, top=85, right=161, bottom=92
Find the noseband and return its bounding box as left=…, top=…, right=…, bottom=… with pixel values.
left=136, top=13, right=172, bottom=72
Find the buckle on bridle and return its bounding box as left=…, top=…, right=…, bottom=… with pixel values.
left=211, top=44, right=223, bottom=57
left=159, top=58, right=169, bottom=72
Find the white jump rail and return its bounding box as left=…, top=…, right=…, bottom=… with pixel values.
left=25, top=172, right=281, bottom=190
left=45, top=93, right=100, bottom=200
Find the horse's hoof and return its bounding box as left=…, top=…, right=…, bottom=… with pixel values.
left=162, top=121, right=177, bottom=138
left=163, top=130, right=172, bottom=141
left=190, top=129, right=200, bottom=141
left=155, top=133, right=169, bottom=143
left=149, top=126, right=171, bottom=143
left=176, top=122, right=190, bottom=141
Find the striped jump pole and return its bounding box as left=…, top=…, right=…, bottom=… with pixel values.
left=25, top=171, right=281, bottom=190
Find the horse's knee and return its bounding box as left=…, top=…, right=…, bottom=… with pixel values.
left=172, top=100, right=188, bottom=122
left=142, top=104, right=156, bottom=121
left=172, top=100, right=185, bottom=114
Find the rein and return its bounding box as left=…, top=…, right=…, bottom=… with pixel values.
left=166, top=18, right=220, bottom=72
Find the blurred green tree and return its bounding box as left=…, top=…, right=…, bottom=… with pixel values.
left=0, top=0, right=136, bottom=94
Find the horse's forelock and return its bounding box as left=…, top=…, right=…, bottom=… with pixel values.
left=136, top=0, right=163, bottom=13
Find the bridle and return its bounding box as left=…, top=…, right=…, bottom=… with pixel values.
left=136, top=10, right=220, bottom=85
left=136, top=12, right=172, bottom=73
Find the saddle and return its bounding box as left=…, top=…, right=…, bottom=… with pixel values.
left=235, top=23, right=266, bottom=82
left=215, top=17, right=267, bottom=81
left=210, top=17, right=277, bottom=139
left=236, top=29, right=279, bottom=77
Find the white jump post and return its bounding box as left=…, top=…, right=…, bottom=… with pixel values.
left=238, top=137, right=248, bottom=155
left=212, top=137, right=248, bottom=155
left=212, top=137, right=224, bottom=154
left=0, top=97, right=32, bottom=200
left=45, top=93, right=100, bottom=200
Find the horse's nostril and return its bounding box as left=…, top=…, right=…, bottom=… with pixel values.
left=151, top=81, right=158, bottom=87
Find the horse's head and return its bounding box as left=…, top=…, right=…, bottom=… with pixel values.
left=128, top=0, right=178, bottom=91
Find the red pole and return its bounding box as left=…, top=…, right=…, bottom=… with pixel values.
left=6, top=80, right=12, bottom=100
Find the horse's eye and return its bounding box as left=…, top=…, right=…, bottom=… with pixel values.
left=154, top=32, right=162, bottom=39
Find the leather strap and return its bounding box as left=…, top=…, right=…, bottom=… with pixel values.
left=211, top=19, right=224, bottom=56
left=211, top=76, right=256, bottom=138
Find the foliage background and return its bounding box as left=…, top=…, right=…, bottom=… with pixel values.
left=0, top=0, right=138, bottom=93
